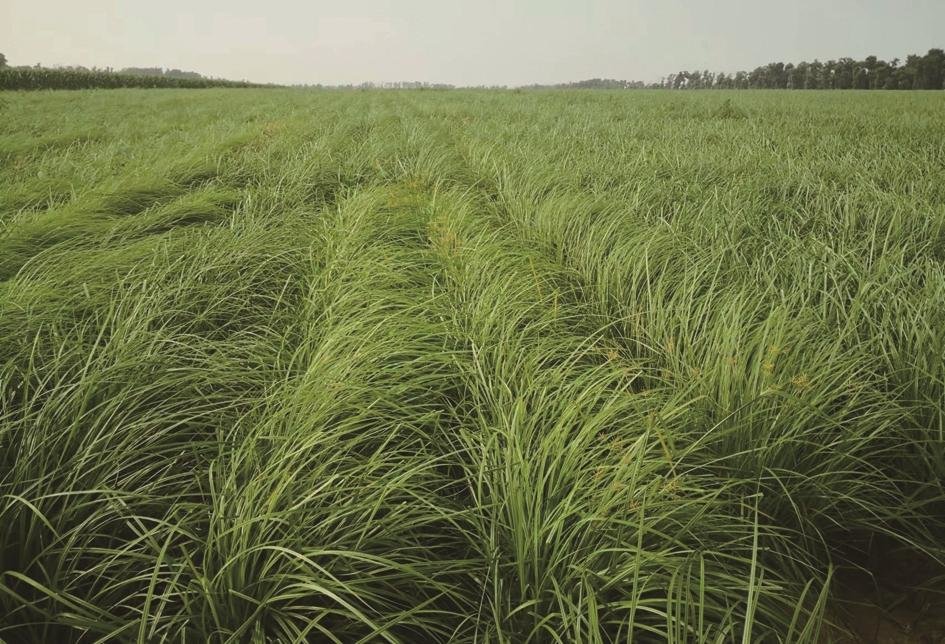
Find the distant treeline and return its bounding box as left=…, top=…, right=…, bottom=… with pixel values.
left=529, top=49, right=945, bottom=90
left=521, top=79, right=647, bottom=90
left=292, top=81, right=457, bottom=90
left=2, top=48, right=943, bottom=91
left=661, top=49, right=945, bottom=90
left=0, top=61, right=273, bottom=91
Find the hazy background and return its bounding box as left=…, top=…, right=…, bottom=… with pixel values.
left=2, top=0, right=943, bottom=86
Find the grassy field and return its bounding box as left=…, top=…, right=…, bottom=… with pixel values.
left=1, top=88, right=944, bottom=642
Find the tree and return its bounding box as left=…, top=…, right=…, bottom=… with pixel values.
left=854, top=65, right=869, bottom=90
left=902, top=55, right=922, bottom=88
left=792, top=61, right=809, bottom=88
left=805, top=60, right=822, bottom=89
left=917, top=48, right=945, bottom=89
left=767, top=62, right=787, bottom=88
left=0, top=53, right=7, bottom=68
left=748, top=66, right=765, bottom=88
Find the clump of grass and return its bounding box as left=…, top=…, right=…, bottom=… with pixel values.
left=712, top=98, right=749, bottom=120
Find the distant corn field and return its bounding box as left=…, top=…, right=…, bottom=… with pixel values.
left=0, top=67, right=270, bottom=90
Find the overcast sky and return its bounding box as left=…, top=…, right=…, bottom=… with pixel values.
left=2, top=0, right=943, bottom=86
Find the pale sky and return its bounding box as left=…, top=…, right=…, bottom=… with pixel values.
left=2, top=0, right=943, bottom=86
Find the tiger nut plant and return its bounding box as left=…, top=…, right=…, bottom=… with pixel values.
left=1, top=88, right=944, bottom=642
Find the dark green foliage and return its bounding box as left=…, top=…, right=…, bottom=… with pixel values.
left=527, top=48, right=945, bottom=90
left=665, top=48, right=945, bottom=89
left=0, top=67, right=272, bottom=90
